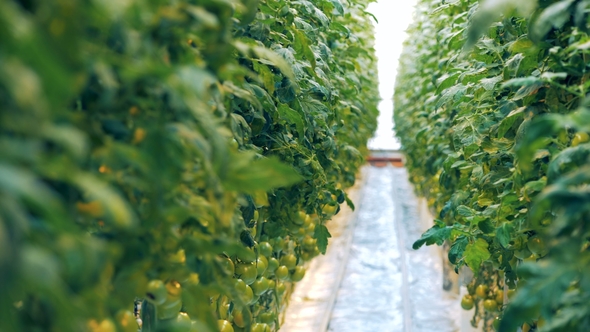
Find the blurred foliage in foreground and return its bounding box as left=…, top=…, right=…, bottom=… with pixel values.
left=0, top=0, right=379, bottom=331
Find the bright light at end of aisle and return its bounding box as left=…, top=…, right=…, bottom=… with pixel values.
left=367, top=0, right=418, bottom=151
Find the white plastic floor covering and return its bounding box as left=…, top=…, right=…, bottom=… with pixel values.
left=281, top=166, right=459, bottom=332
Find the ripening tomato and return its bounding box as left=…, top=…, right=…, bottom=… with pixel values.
left=572, top=132, right=590, bottom=146
left=461, top=295, right=474, bottom=310
left=483, top=299, right=498, bottom=311
left=475, top=284, right=489, bottom=299
left=218, top=320, right=234, bottom=332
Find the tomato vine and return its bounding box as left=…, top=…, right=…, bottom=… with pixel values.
left=397, top=0, right=590, bottom=331
left=0, top=0, right=378, bottom=331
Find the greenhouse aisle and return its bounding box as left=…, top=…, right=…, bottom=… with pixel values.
left=281, top=165, right=460, bottom=332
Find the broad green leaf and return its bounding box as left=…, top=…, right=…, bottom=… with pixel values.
left=277, top=103, right=305, bottom=140
left=464, top=238, right=491, bottom=273
left=412, top=221, right=452, bottom=249
left=313, top=224, right=331, bottom=254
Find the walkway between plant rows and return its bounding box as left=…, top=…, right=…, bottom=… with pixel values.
left=281, top=165, right=460, bottom=332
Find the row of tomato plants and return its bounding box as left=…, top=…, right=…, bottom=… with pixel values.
left=396, top=0, right=590, bottom=331
left=0, top=0, right=379, bottom=331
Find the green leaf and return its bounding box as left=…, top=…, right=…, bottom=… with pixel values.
left=496, top=223, right=514, bottom=248
left=466, top=0, right=537, bottom=49
left=412, top=221, right=451, bottom=249
left=478, top=220, right=495, bottom=234
left=464, top=238, right=491, bottom=273
left=277, top=103, right=305, bottom=141
left=449, top=236, right=468, bottom=264
left=225, top=154, right=303, bottom=194
left=531, top=0, right=575, bottom=41
left=313, top=224, right=331, bottom=254
left=72, top=173, right=138, bottom=229
left=456, top=205, right=475, bottom=217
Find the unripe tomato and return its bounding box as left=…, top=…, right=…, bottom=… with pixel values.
left=88, top=319, right=116, bottom=332
left=236, top=263, right=257, bottom=285
left=258, top=311, right=275, bottom=324
left=219, top=304, right=230, bottom=320
left=303, top=236, right=316, bottom=250
left=233, top=309, right=246, bottom=328
left=234, top=278, right=247, bottom=293
left=243, top=285, right=254, bottom=305
left=251, top=323, right=270, bottom=332
left=493, top=317, right=501, bottom=331
left=115, top=310, right=138, bottom=332
left=258, top=242, right=273, bottom=257
left=475, top=284, right=489, bottom=299
left=572, top=132, right=590, bottom=146
left=495, top=290, right=504, bottom=305
left=290, top=266, right=306, bottom=282
left=267, top=257, right=279, bottom=271
left=461, top=295, right=474, bottom=310
left=514, top=247, right=532, bottom=259
left=251, top=277, right=270, bottom=296
left=322, top=204, right=337, bottom=216
left=218, top=320, right=234, bottom=332
left=255, top=257, right=268, bottom=276
left=267, top=278, right=276, bottom=290
left=280, top=254, right=297, bottom=270
left=276, top=266, right=289, bottom=281
left=157, top=296, right=182, bottom=320
left=173, top=312, right=192, bottom=332
left=276, top=282, right=286, bottom=295
left=527, top=236, right=547, bottom=256
left=166, top=280, right=182, bottom=298
left=218, top=256, right=235, bottom=275
left=483, top=299, right=498, bottom=311
left=146, top=280, right=167, bottom=305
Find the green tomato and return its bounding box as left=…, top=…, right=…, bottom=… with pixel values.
left=483, top=299, right=498, bottom=311
left=290, top=266, right=306, bottom=282
left=275, top=266, right=289, bottom=281
left=251, top=323, right=270, bottom=332
left=461, top=295, right=474, bottom=310
left=115, top=310, right=138, bottom=332
left=258, top=242, right=273, bottom=257
left=527, top=236, right=547, bottom=256
left=514, top=247, right=532, bottom=260
left=146, top=280, right=167, bottom=305
left=166, top=312, right=191, bottom=332
left=279, top=254, right=297, bottom=270
left=157, top=296, right=182, bottom=320
left=218, top=256, right=235, bottom=276
left=234, top=278, right=247, bottom=293
left=242, top=285, right=254, bottom=305
left=255, top=256, right=268, bottom=276
left=235, top=263, right=257, bottom=285
left=258, top=311, right=275, bottom=324
left=493, top=317, right=501, bottom=331
left=251, top=277, right=269, bottom=296
left=266, top=257, right=279, bottom=274
left=218, top=319, right=234, bottom=332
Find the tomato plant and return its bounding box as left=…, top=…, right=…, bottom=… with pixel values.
left=0, top=0, right=379, bottom=331
left=398, top=0, right=590, bottom=331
